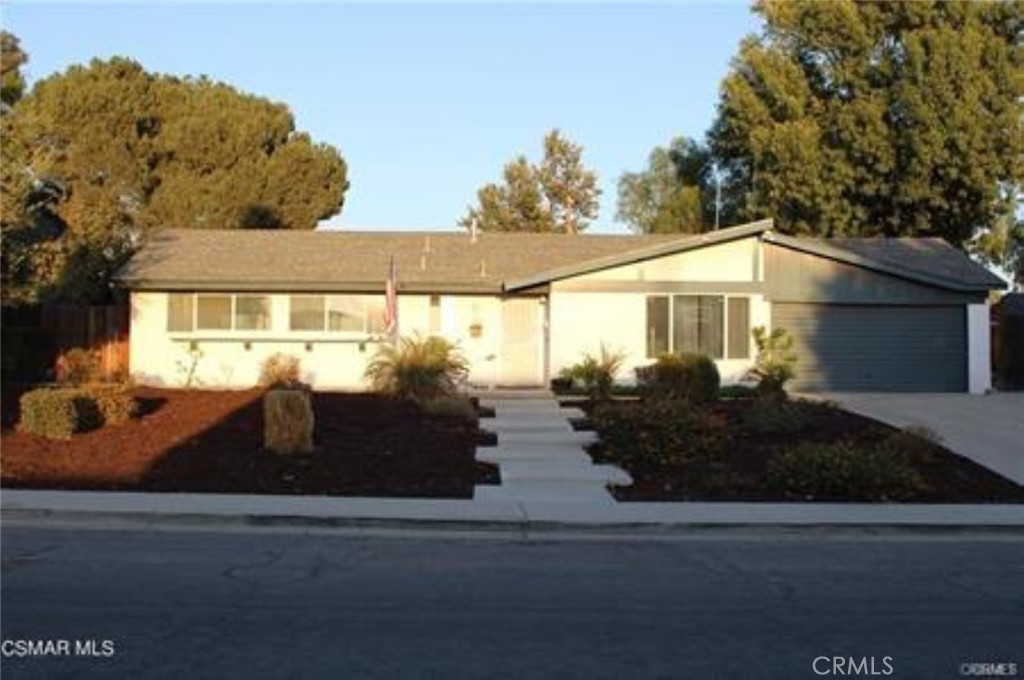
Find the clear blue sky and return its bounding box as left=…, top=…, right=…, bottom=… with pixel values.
left=2, top=1, right=761, bottom=234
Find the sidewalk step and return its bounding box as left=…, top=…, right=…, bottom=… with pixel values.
left=477, top=448, right=593, bottom=465
left=498, top=460, right=632, bottom=485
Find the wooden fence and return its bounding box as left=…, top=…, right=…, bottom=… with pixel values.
left=41, top=304, right=130, bottom=381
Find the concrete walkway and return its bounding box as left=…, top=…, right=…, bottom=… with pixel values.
left=474, top=396, right=631, bottom=514
left=822, top=392, right=1024, bottom=485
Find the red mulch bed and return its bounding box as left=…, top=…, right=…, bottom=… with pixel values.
left=575, top=398, right=1024, bottom=504
left=1, top=387, right=498, bottom=498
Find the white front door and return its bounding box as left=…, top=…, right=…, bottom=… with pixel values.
left=500, top=298, right=544, bottom=387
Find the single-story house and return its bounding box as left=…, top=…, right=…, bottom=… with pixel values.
left=114, top=219, right=1005, bottom=393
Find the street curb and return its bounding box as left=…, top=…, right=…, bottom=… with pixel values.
left=3, top=489, right=1023, bottom=535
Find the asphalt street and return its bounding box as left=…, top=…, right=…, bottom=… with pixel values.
left=1, top=523, right=1021, bottom=679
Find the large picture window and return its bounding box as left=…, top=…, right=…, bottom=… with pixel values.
left=167, top=293, right=272, bottom=332
left=288, top=295, right=385, bottom=334
left=646, top=295, right=750, bottom=360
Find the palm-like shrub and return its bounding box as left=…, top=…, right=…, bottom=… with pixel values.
left=560, top=344, right=626, bottom=402
left=746, top=326, right=798, bottom=399
left=364, top=334, right=470, bottom=402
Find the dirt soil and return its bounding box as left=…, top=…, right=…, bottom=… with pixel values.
left=575, top=398, right=1024, bottom=504
left=1, top=387, right=498, bottom=498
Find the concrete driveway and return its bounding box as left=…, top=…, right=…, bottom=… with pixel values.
left=819, top=392, right=1024, bottom=485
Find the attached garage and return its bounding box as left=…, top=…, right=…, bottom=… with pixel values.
left=773, top=303, right=966, bottom=392
left=763, top=233, right=1003, bottom=393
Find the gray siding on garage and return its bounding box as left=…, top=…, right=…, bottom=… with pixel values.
left=764, top=244, right=984, bottom=305
left=773, top=304, right=967, bottom=392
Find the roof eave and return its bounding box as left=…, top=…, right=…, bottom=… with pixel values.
left=122, top=280, right=506, bottom=295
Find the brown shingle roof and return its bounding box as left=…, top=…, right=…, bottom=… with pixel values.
left=116, top=221, right=1005, bottom=294
left=115, top=228, right=688, bottom=293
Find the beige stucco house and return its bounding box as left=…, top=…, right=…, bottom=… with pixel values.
left=115, top=219, right=1004, bottom=393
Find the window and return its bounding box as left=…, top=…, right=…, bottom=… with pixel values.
left=290, top=296, right=325, bottom=331
left=646, top=295, right=750, bottom=360
left=327, top=296, right=364, bottom=332
left=168, top=293, right=272, bottom=332
left=167, top=294, right=193, bottom=332
left=646, top=297, right=670, bottom=357
left=289, top=295, right=384, bottom=333
left=235, top=295, right=271, bottom=330
left=727, top=297, right=750, bottom=359
left=196, top=295, right=232, bottom=331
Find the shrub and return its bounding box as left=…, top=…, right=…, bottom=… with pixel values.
left=635, top=353, right=720, bottom=404
left=420, top=396, right=480, bottom=427
left=739, top=398, right=835, bottom=436
left=718, top=383, right=758, bottom=400
left=81, top=383, right=138, bottom=425
left=18, top=388, right=101, bottom=439
left=59, top=348, right=101, bottom=385
left=746, top=326, right=798, bottom=400
left=364, top=334, right=470, bottom=402
left=263, top=389, right=315, bottom=455
left=766, top=440, right=922, bottom=501
left=591, top=399, right=732, bottom=474
left=259, top=353, right=302, bottom=388
left=879, top=426, right=943, bottom=466
left=560, top=345, right=626, bottom=402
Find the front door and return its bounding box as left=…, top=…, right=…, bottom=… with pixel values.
left=500, top=298, right=544, bottom=386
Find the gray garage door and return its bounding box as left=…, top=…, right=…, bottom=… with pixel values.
left=772, top=304, right=966, bottom=392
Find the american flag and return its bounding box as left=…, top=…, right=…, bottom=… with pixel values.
left=383, top=255, right=398, bottom=341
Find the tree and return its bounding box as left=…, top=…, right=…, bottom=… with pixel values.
left=460, top=129, right=600, bottom=234
left=970, top=208, right=1024, bottom=291
left=709, top=0, right=1023, bottom=246
left=0, top=31, right=27, bottom=108
left=0, top=56, right=349, bottom=304
left=616, top=137, right=720, bottom=234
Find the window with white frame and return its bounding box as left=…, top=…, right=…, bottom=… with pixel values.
left=288, top=295, right=385, bottom=334
left=646, top=295, right=750, bottom=360
left=167, top=293, right=272, bottom=332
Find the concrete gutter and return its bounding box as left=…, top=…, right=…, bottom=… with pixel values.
left=3, top=490, right=1022, bottom=533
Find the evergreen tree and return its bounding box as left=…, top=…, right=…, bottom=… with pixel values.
left=0, top=56, right=349, bottom=303
left=460, top=129, right=599, bottom=234
left=709, top=0, right=1023, bottom=246
left=617, top=137, right=722, bottom=234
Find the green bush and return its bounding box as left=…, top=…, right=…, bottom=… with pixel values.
left=560, top=345, right=626, bottom=402
left=718, top=384, right=758, bottom=400
left=766, top=441, right=922, bottom=501
left=364, top=334, right=470, bottom=402
left=746, top=326, right=798, bottom=400
left=591, top=399, right=732, bottom=472
left=635, top=353, right=720, bottom=404
left=879, top=426, right=943, bottom=466
left=259, top=353, right=302, bottom=388
left=81, top=383, right=138, bottom=425
left=420, top=396, right=480, bottom=427
left=18, top=387, right=101, bottom=439
left=739, top=398, right=835, bottom=436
